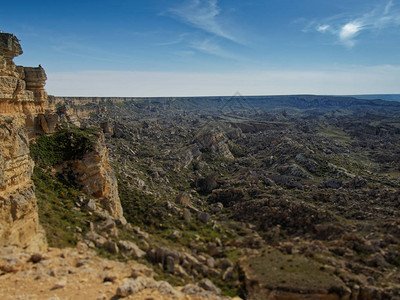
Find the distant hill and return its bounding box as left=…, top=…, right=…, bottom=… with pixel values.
left=349, top=94, right=400, bottom=102
left=57, top=94, right=400, bottom=113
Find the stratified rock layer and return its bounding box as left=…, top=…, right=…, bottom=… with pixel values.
left=23, top=66, right=47, bottom=102
left=57, top=132, right=126, bottom=222
left=0, top=33, right=47, bottom=250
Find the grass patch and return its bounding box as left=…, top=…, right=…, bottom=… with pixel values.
left=116, top=176, right=167, bottom=230
left=244, top=249, right=346, bottom=294
left=32, top=167, right=93, bottom=248
left=318, top=126, right=354, bottom=145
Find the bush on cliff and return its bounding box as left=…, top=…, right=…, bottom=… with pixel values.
left=30, top=126, right=100, bottom=247
left=30, top=126, right=99, bottom=168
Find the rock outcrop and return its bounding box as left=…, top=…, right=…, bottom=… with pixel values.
left=0, top=33, right=55, bottom=136
left=0, top=33, right=47, bottom=250
left=0, top=116, right=46, bottom=250
left=56, top=131, right=126, bottom=223
left=23, top=66, right=47, bottom=102
left=195, top=130, right=234, bottom=160
left=1, top=32, right=126, bottom=249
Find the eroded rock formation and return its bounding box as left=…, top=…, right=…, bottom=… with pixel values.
left=0, top=33, right=47, bottom=250
left=57, top=132, right=126, bottom=223
left=0, top=32, right=127, bottom=249
left=23, top=66, right=47, bottom=102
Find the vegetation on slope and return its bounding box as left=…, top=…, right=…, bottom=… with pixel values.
left=30, top=126, right=99, bottom=247
left=30, top=126, right=99, bottom=168
left=32, top=167, right=93, bottom=247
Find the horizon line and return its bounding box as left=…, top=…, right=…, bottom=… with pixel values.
left=52, top=93, right=400, bottom=99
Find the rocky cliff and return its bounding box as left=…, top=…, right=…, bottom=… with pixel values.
left=54, top=131, right=126, bottom=223
left=0, top=32, right=125, bottom=249
left=0, top=34, right=52, bottom=134
left=0, top=33, right=47, bottom=250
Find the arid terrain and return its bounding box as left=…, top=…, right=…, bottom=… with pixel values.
left=1, top=32, right=400, bottom=299
left=54, top=94, right=400, bottom=299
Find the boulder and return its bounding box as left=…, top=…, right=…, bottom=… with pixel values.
left=85, top=231, right=107, bottom=248
left=104, top=240, right=119, bottom=254
left=222, top=266, right=234, bottom=281
left=166, top=256, right=175, bottom=273
left=198, top=278, right=221, bottom=295
left=198, top=211, right=210, bottom=224
left=117, top=240, right=146, bottom=258
left=319, top=178, right=342, bottom=189
left=131, top=264, right=154, bottom=278
left=86, top=199, right=97, bottom=211
left=183, top=208, right=192, bottom=222
left=116, top=277, right=150, bottom=297
left=30, top=253, right=43, bottom=263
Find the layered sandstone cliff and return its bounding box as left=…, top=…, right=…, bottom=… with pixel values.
left=78, top=132, right=125, bottom=222
left=55, top=131, right=126, bottom=223
left=0, top=33, right=126, bottom=247
left=0, top=32, right=125, bottom=249
left=0, top=33, right=47, bottom=250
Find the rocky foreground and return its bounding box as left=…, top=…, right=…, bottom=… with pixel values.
left=0, top=245, right=236, bottom=300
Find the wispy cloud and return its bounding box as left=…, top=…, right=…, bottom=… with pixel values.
left=313, top=1, right=400, bottom=48
left=384, top=0, right=394, bottom=15
left=164, top=1, right=246, bottom=61
left=169, top=0, right=238, bottom=42
left=339, top=21, right=363, bottom=47
left=316, top=24, right=330, bottom=33
left=189, top=39, right=242, bottom=60
left=155, top=33, right=190, bottom=46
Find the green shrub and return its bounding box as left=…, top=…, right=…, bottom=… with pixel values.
left=29, top=126, right=100, bottom=247
left=30, top=126, right=99, bottom=168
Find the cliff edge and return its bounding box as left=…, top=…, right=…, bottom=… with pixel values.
left=0, top=33, right=47, bottom=250
left=0, top=32, right=125, bottom=250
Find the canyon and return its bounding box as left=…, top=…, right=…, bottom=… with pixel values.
left=1, top=31, right=400, bottom=300
left=0, top=32, right=233, bottom=300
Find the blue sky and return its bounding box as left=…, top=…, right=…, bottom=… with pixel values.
left=2, top=0, right=400, bottom=96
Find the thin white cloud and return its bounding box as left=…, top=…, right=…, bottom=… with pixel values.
left=384, top=0, right=394, bottom=15
left=317, top=24, right=330, bottom=33
left=339, top=21, right=363, bottom=48
left=339, top=22, right=362, bottom=40
left=46, top=66, right=400, bottom=97
left=169, top=0, right=238, bottom=42
left=189, top=39, right=242, bottom=60
left=313, top=1, right=400, bottom=48
left=155, top=33, right=190, bottom=46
